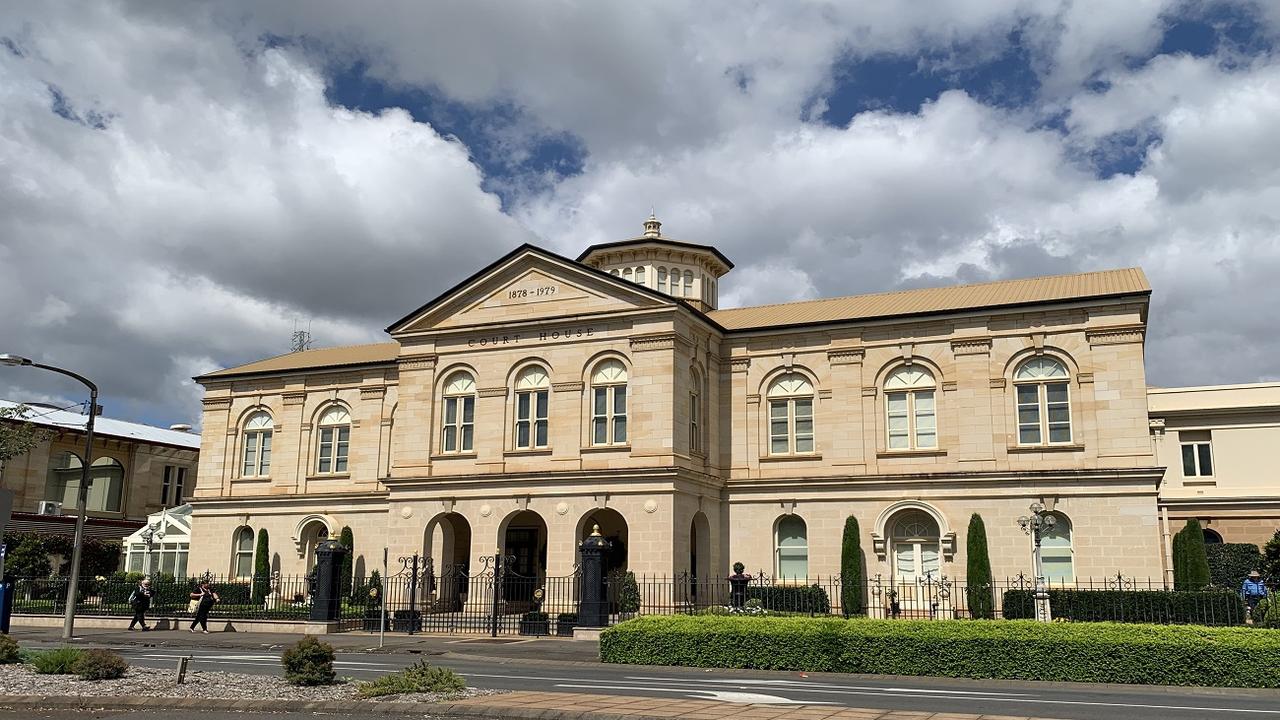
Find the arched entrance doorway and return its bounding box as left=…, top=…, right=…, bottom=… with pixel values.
left=889, top=509, right=941, bottom=610
left=689, top=511, right=711, bottom=602
left=499, top=510, right=547, bottom=610
left=578, top=508, right=628, bottom=575
left=424, top=513, right=472, bottom=611
left=299, top=520, right=330, bottom=571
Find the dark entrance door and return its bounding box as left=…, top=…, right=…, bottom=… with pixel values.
left=503, top=528, right=539, bottom=608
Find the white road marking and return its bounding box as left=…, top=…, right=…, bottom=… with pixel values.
left=554, top=684, right=824, bottom=705
left=626, top=675, right=1035, bottom=696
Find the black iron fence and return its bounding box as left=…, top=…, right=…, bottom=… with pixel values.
left=5, top=570, right=1255, bottom=630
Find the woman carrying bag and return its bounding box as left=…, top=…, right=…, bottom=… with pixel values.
left=189, top=581, right=220, bottom=634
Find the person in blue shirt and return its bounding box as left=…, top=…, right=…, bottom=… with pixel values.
left=1241, top=570, right=1268, bottom=615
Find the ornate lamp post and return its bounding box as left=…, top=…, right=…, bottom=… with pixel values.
left=1017, top=502, right=1057, bottom=622
left=0, top=354, right=98, bottom=640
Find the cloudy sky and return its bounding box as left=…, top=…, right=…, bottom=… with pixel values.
left=2, top=1, right=1278, bottom=427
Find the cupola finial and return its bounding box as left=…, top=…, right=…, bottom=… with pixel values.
left=643, top=210, right=661, bottom=238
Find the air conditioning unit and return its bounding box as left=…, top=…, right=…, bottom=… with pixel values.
left=37, top=501, right=63, bottom=516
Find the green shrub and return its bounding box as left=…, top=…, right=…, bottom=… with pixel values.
left=252, top=529, right=271, bottom=604
left=0, top=635, right=20, bottom=664
left=746, top=584, right=830, bottom=613
left=1207, top=543, right=1263, bottom=590
left=965, top=514, right=994, bottom=619
left=616, top=571, right=640, bottom=614
left=29, top=647, right=84, bottom=674
left=601, top=615, right=1280, bottom=687
left=839, top=516, right=864, bottom=617
left=1251, top=597, right=1280, bottom=628
left=356, top=660, right=465, bottom=698
left=72, top=649, right=128, bottom=680
left=1182, top=520, right=1212, bottom=590
left=1002, top=588, right=1244, bottom=625
left=1264, top=530, right=1280, bottom=585
left=338, top=526, right=354, bottom=600
left=280, top=636, right=336, bottom=686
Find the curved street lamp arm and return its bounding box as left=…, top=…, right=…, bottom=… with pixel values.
left=26, top=361, right=98, bottom=395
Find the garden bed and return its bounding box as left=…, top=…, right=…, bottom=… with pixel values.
left=601, top=615, right=1280, bottom=688
left=0, top=664, right=498, bottom=703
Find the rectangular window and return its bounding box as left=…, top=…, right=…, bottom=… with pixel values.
left=613, top=386, right=627, bottom=444
left=443, top=397, right=458, bottom=452
left=1016, top=384, right=1041, bottom=444
left=1045, top=382, right=1071, bottom=443
left=793, top=398, right=814, bottom=453
left=318, top=428, right=333, bottom=473
left=461, top=396, right=474, bottom=451
left=769, top=401, right=789, bottom=454
left=689, top=391, right=700, bottom=453
left=1181, top=440, right=1213, bottom=477
left=1041, top=550, right=1074, bottom=583
left=174, top=467, right=186, bottom=504
left=515, top=390, right=549, bottom=449
left=161, top=466, right=172, bottom=505
left=914, top=391, right=937, bottom=448
left=242, top=437, right=257, bottom=477
left=162, top=466, right=187, bottom=506
left=335, top=426, right=349, bottom=472
left=887, top=392, right=909, bottom=449
left=260, top=433, right=271, bottom=475
left=592, top=388, right=609, bottom=445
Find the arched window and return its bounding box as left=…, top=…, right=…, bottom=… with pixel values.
left=88, top=457, right=125, bottom=512
left=242, top=411, right=273, bottom=478
left=885, top=366, right=937, bottom=450
left=1040, top=512, right=1073, bottom=583
left=43, top=451, right=82, bottom=510
left=1203, top=528, right=1224, bottom=544
left=689, top=369, right=702, bottom=454
left=610, top=269, right=620, bottom=276
left=670, top=268, right=682, bottom=296
left=657, top=268, right=668, bottom=293
left=623, top=267, right=634, bottom=282
left=514, top=365, right=550, bottom=450
left=441, top=371, right=476, bottom=453
left=891, top=509, right=942, bottom=583
left=1014, top=357, right=1072, bottom=445
left=590, top=360, right=628, bottom=446
left=233, top=527, right=255, bottom=577
left=683, top=270, right=694, bottom=297
left=775, top=515, right=808, bottom=579
left=316, top=405, right=351, bottom=474
left=767, top=373, right=815, bottom=455
left=635, top=266, right=646, bottom=285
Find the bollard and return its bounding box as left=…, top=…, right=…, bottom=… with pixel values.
left=176, top=655, right=190, bottom=684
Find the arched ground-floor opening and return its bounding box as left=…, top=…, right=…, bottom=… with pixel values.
left=499, top=510, right=548, bottom=611
left=689, top=511, right=711, bottom=600
left=577, top=507, right=628, bottom=575
left=424, top=512, right=472, bottom=611
left=298, top=520, right=330, bottom=571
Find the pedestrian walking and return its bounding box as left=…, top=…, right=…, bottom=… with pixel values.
left=189, top=581, right=220, bottom=633
left=1242, top=570, right=1268, bottom=619
left=127, top=578, right=153, bottom=631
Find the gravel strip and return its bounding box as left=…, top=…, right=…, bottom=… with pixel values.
left=0, top=664, right=500, bottom=703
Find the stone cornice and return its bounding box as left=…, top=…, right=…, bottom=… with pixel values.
left=552, top=381, right=585, bottom=392
left=477, top=386, right=508, bottom=398
left=398, top=354, right=438, bottom=370
left=201, top=397, right=232, bottom=409
left=729, top=357, right=751, bottom=373
left=359, top=385, right=388, bottom=398
left=827, top=348, right=865, bottom=365
left=630, top=333, right=677, bottom=352
left=1086, top=325, right=1145, bottom=346
left=950, top=337, right=992, bottom=355
left=282, top=391, right=306, bottom=406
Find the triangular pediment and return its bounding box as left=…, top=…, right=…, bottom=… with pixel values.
left=388, top=245, right=673, bottom=335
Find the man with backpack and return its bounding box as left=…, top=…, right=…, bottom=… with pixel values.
left=128, top=578, right=153, bottom=630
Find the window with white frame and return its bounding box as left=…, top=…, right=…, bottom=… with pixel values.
left=590, top=360, right=628, bottom=446
left=316, top=405, right=351, bottom=474
left=514, top=365, right=550, bottom=449
left=885, top=366, right=937, bottom=450
left=683, top=270, right=694, bottom=297
left=624, top=267, right=634, bottom=282
left=1014, top=357, right=1072, bottom=445
left=669, top=268, right=682, bottom=296
left=635, top=266, right=646, bottom=285
left=233, top=527, right=254, bottom=578
left=658, top=268, right=668, bottom=293
left=161, top=465, right=188, bottom=506
left=242, top=411, right=273, bottom=477
left=441, top=371, right=476, bottom=453
left=1179, top=430, right=1213, bottom=477
left=1040, top=512, right=1074, bottom=583
left=767, top=373, right=815, bottom=455
left=775, top=515, right=808, bottom=579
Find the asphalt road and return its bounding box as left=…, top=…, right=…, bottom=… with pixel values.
left=96, top=645, right=1280, bottom=720
left=1, top=713, right=427, bottom=720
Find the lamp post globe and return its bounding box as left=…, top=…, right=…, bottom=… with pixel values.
left=0, top=353, right=99, bottom=639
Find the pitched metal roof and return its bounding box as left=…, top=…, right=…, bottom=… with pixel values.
left=195, top=343, right=400, bottom=381
left=0, top=399, right=201, bottom=449
left=708, top=267, right=1150, bottom=331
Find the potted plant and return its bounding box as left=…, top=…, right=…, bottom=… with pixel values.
left=519, top=611, right=550, bottom=636
left=556, top=612, right=578, bottom=636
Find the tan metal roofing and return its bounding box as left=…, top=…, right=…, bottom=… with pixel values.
left=708, top=267, right=1150, bottom=331
left=198, top=342, right=399, bottom=380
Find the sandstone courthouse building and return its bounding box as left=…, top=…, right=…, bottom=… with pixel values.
left=188, top=217, right=1163, bottom=597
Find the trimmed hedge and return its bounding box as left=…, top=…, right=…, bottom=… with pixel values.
left=1207, top=543, right=1263, bottom=590
left=600, top=615, right=1280, bottom=687
left=746, top=585, right=830, bottom=614
left=1002, top=588, right=1245, bottom=625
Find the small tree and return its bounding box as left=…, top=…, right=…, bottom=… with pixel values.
left=1262, top=530, right=1280, bottom=588
left=338, top=526, right=354, bottom=600
left=281, top=636, right=335, bottom=686
left=1173, top=520, right=1211, bottom=590
left=1171, top=526, right=1187, bottom=589
left=251, top=529, right=271, bottom=603
left=6, top=535, right=52, bottom=577
left=840, top=516, right=864, bottom=617
left=0, top=404, right=49, bottom=473
left=965, top=514, right=994, bottom=619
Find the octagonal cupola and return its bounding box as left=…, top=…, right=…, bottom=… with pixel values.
left=577, top=213, right=734, bottom=312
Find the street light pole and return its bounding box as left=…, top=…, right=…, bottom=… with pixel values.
left=1017, top=502, right=1057, bottom=623
left=0, top=354, right=98, bottom=640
